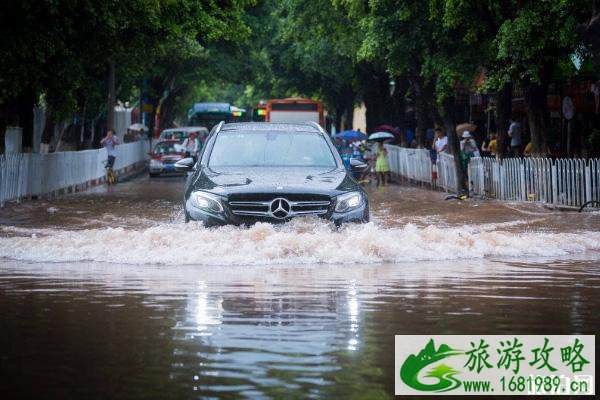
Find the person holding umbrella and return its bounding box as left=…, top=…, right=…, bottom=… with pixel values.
left=374, top=142, right=390, bottom=186
left=368, top=132, right=394, bottom=187
left=335, top=130, right=367, bottom=142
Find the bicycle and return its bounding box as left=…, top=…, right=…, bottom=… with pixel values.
left=103, top=159, right=117, bottom=185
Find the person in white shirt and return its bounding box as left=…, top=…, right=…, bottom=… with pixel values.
left=100, top=130, right=119, bottom=168
left=182, top=132, right=199, bottom=161
left=432, top=128, right=448, bottom=154
left=508, top=119, right=522, bottom=156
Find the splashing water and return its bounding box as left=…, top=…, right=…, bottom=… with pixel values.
left=1, top=218, right=599, bottom=265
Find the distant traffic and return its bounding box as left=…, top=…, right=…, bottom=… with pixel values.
left=187, top=98, right=323, bottom=129
left=148, top=98, right=325, bottom=178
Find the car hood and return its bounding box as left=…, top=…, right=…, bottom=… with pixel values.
left=155, top=153, right=184, bottom=162
left=189, top=166, right=359, bottom=197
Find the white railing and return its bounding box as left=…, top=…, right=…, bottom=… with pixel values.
left=436, top=152, right=459, bottom=193
left=385, top=145, right=599, bottom=208
left=385, top=145, right=458, bottom=192
left=469, top=157, right=600, bottom=208
left=0, top=140, right=149, bottom=206
left=385, top=146, right=431, bottom=183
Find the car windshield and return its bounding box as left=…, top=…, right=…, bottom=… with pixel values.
left=160, top=130, right=188, bottom=141
left=154, top=142, right=181, bottom=154
left=209, top=130, right=337, bottom=167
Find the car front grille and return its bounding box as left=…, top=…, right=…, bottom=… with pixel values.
left=228, top=193, right=331, bottom=202
left=228, top=195, right=331, bottom=218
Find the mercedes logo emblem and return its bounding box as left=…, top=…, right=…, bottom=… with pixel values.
left=269, top=198, right=291, bottom=219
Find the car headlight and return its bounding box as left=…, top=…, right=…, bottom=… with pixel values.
left=150, top=159, right=163, bottom=168
left=191, top=191, right=224, bottom=213
left=335, top=191, right=362, bottom=213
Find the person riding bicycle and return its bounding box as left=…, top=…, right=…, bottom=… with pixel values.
left=101, top=129, right=119, bottom=169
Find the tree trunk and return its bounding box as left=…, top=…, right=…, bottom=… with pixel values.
left=363, top=80, right=385, bottom=132
left=363, top=89, right=382, bottom=134
left=17, top=88, right=35, bottom=151
left=159, top=85, right=187, bottom=131
left=158, top=97, right=176, bottom=131
left=339, top=86, right=356, bottom=132
left=524, top=82, right=548, bottom=156
left=42, top=112, right=54, bottom=145
left=106, top=59, right=116, bottom=131
left=146, top=75, right=170, bottom=138
left=358, top=63, right=392, bottom=133
left=424, top=83, right=439, bottom=132
left=495, top=82, right=512, bottom=159
left=54, top=122, right=69, bottom=152
left=440, top=95, right=467, bottom=192
left=334, top=106, right=344, bottom=132
left=390, top=76, right=408, bottom=143
left=344, top=105, right=354, bottom=132
left=146, top=97, right=159, bottom=138
left=410, top=75, right=428, bottom=148
left=78, top=102, right=86, bottom=150
left=90, top=118, right=98, bottom=147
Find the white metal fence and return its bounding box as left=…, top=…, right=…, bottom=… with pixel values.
left=469, top=157, right=600, bottom=208
left=0, top=140, right=149, bottom=206
left=385, top=145, right=458, bottom=192
left=436, top=152, right=459, bottom=193
left=385, top=144, right=599, bottom=209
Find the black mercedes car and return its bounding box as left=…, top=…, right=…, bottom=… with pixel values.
left=175, top=122, right=369, bottom=226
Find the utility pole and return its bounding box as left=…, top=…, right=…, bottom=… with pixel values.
left=107, top=59, right=116, bottom=131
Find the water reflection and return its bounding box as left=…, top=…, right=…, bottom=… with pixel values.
left=0, top=257, right=599, bottom=399
left=193, top=281, right=223, bottom=332
left=347, top=280, right=360, bottom=351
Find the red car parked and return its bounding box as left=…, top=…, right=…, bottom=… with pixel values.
left=148, top=140, right=186, bottom=177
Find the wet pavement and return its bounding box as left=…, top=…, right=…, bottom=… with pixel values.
left=0, top=175, right=599, bottom=399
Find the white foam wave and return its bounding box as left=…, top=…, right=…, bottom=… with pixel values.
left=1, top=220, right=599, bottom=265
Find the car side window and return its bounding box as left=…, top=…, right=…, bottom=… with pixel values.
left=199, top=134, right=216, bottom=167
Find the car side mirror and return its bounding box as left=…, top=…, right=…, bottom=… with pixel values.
left=174, top=157, right=194, bottom=172
left=350, top=158, right=368, bottom=173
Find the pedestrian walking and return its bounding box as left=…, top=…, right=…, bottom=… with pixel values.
left=375, top=142, right=390, bottom=186
left=508, top=119, right=522, bottom=156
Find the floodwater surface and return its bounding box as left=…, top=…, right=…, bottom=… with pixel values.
left=0, top=176, right=599, bottom=399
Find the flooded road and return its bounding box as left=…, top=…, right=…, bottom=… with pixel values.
left=1, top=176, right=599, bottom=399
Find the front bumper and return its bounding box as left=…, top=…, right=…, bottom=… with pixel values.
left=185, top=197, right=369, bottom=226
left=150, top=164, right=183, bottom=174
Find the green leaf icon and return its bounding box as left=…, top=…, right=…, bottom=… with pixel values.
left=400, top=339, right=464, bottom=392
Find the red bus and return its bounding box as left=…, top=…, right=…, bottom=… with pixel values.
left=266, top=98, right=325, bottom=127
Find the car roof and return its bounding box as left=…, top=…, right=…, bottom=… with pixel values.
left=161, top=126, right=208, bottom=133
left=155, top=139, right=180, bottom=144
left=221, top=122, right=322, bottom=133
